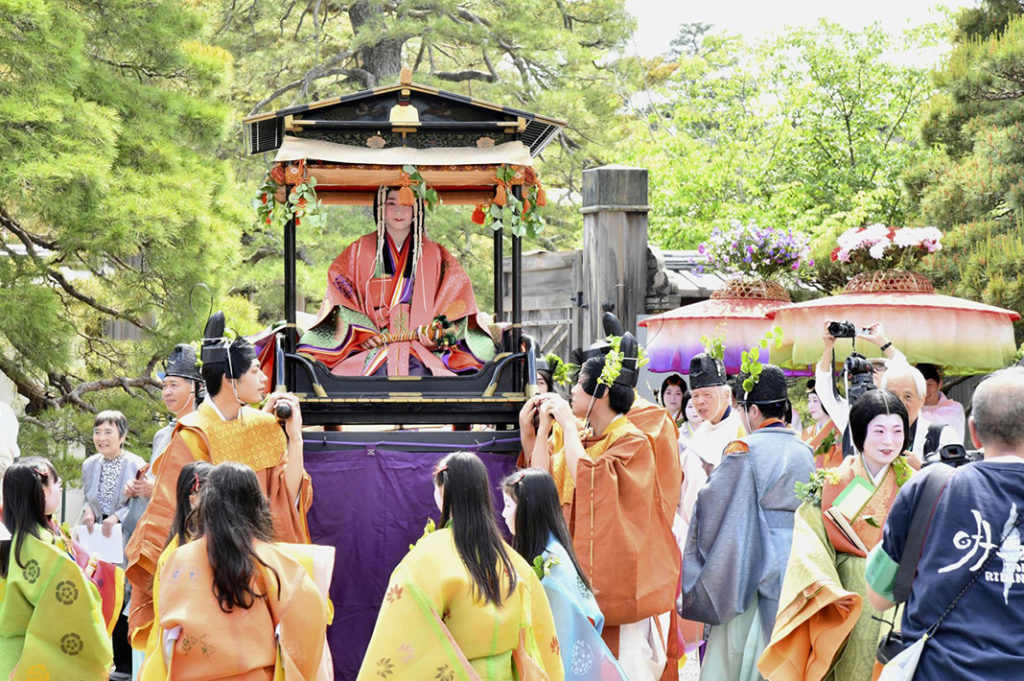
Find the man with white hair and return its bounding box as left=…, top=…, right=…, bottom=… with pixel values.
left=880, top=360, right=961, bottom=463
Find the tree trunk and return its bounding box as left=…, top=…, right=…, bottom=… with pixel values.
left=349, top=1, right=404, bottom=86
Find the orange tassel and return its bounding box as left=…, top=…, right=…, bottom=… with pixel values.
left=398, top=185, right=415, bottom=205
left=523, top=199, right=532, bottom=214
left=536, top=185, right=547, bottom=207
left=494, top=184, right=507, bottom=207
left=472, top=205, right=486, bottom=225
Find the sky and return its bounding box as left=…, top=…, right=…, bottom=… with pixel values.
left=624, top=0, right=979, bottom=61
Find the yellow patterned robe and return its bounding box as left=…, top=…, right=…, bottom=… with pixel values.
left=357, top=527, right=563, bottom=681
left=125, top=401, right=313, bottom=648
left=0, top=529, right=112, bottom=681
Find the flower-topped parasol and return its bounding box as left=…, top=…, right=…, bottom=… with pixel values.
left=772, top=228, right=1020, bottom=373
left=641, top=220, right=814, bottom=375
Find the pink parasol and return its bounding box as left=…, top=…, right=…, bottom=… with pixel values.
left=640, top=279, right=808, bottom=374
left=768, top=270, right=1021, bottom=374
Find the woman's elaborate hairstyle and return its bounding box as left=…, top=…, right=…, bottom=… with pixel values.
left=167, top=460, right=214, bottom=548
left=197, top=462, right=279, bottom=612
left=93, top=410, right=128, bottom=438
left=659, top=374, right=685, bottom=404
left=501, top=468, right=590, bottom=591
left=849, top=389, right=911, bottom=454
left=372, top=185, right=426, bottom=278
left=579, top=356, right=635, bottom=414
left=434, top=451, right=517, bottom=606
left=1, top=458, right=58, bottom=578
left=201, top=339, right=258, bottom=397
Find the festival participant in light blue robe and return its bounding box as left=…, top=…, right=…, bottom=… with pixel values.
left=502, top=468, right=629, bottom=681
left=681, top=365, right=814, bottom=681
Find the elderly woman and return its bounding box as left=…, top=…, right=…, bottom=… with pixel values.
left=81, top=410, right=146, bottom=541
left=81, top=409, right=145, bottom=680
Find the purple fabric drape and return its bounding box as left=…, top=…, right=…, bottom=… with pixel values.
left=303, top=444, right=520, bottom=680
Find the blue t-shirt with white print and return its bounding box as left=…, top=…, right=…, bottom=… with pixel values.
left=866, top=460, right=1024, bottom=680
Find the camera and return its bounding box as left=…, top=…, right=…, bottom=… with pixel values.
left=843, top=351, right=877, bottom=405
left=923, top=443, right=984, bottom=468
left=828, top=320, right=869, bottom=339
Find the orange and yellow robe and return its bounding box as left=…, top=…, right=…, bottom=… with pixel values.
left=124, top=401, right=313, bottom=648
left=357, top=527, right=563, bottom=681
left=801, top=420, right=843, bottom=470
left=758, top=455, right=916, bottom=681
left=549, top=414, right=679, bottom=664
left=140, top=537, right=327, bottom=680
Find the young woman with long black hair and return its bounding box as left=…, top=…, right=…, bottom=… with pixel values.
left=0, top=458, right=113, bottom=680
left=501, top=468, right=627, bottom=681
left=358, top=451, right=563, bottom=681
left=142, top=462, right=327, bottom=680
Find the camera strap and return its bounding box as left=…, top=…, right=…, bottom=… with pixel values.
left=892, top=465, right=955, bottom=604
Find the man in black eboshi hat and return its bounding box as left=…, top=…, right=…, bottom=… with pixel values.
left=681, top=363, right=814, bottom=680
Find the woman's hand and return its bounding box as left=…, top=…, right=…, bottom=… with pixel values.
left=83, top=507, right=96, bottom=534
left=101, top=514, right=119, bottom=538
left=417, top=330, right=438, bottom=351
left=518, top=395, right=541, bottom=435
left=542, top=394, right=576, bottom=429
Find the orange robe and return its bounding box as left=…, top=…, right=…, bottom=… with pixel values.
left=124, top=402, right=313, bottom=647
left=801, top=420, right=843, bottom=470
left=145, top=537, right=327, bottom=680
left=550, top=415, right=679, bottom=662
left=301, top=232, right=486, bottom=376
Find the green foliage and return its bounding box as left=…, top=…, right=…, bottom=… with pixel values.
left=0, top=0, right=253, bottom=462
left=906, top=2, right=1024, bottom=333
left=617, top=21, right=936, bottom=292
left=699, top=331, right=726, bottom=361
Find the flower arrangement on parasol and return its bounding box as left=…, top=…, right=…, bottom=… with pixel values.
left=830, top=224, right=942, bottom=271
left=697, top=220, right=813, bottom=283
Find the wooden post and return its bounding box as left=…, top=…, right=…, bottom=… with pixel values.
left=581, top=165, right=650, bottom=341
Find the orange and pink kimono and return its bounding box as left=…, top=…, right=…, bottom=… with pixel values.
left=298, top=232, right=494, bottom=376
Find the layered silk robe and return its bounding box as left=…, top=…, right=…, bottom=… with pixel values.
left=357, top=528, right=563, bottom=681
left=299, top=233, right=491, bottom=376
left=0, top=530, right=113, bottom=681
left=758, top=455, right=912, bottom=681
left=125, top=402, right=313, bottom=647
left=141, top=538, right=327, bottom=680
left=549, top=414, right=679, bottom=664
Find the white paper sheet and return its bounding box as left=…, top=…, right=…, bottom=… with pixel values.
left=73, top=523, right=124, bottom=564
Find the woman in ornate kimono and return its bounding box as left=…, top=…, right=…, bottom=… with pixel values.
left=758, top=390, right=918, bottom=681
left=358, top=451, right=563, bottom=681
left=143, top=462, right=327, bottom=680
left=501, top=468, right=628, bottom=681
left=298, top=186, right=496, bottom=376
left=0, top=458, right=113, bottom=681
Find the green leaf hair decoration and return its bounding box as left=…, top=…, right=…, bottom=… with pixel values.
left=531, top=554, right=560, bottom=580
left=699, top=331, right=726, bottom=361
left=401, top=165, right=442, bottom=209
left=597, top=335, right=648, bottom=388
left=740, top=326, right=784, bottom=393
left=546, top=353, right=579, bottom=388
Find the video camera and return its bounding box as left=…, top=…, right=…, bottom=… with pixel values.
left=843, top=351, right=877, bottom=405
left=923, top=443, right=984, bottom=468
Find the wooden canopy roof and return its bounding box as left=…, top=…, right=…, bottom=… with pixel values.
left=243, top=69, right=566, bottom=159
